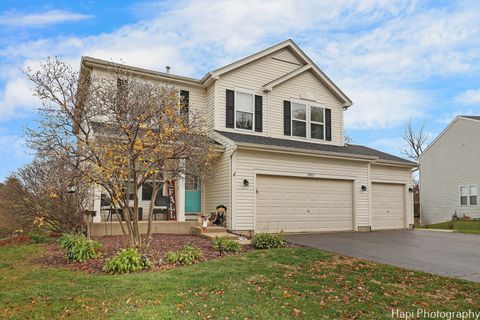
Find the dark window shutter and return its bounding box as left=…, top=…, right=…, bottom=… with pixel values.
left=254, top=95, right=263, bottom=132
left=284, top=101, right=291, bottom=135
left=180, top=90, right=189, bottom=115
left=226, top=89, right=235, bottom=128
left=325, top=108, right=332, bottom=141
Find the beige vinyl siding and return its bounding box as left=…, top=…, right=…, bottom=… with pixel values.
left=270, top=70, right=344, bottom=146
left=370, top=164, right=413, bottom=226
left=233, top=149, right=369, bottom=231
left=204, top=136, right=234, bottom=229
left=420, top=118, right=480, bottom=224
left=216, top=48, right=306, bottom=134
left=205, top=83, right=216, bottom=132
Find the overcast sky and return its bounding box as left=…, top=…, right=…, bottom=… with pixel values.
left=1, top=0, right=479, bottom=180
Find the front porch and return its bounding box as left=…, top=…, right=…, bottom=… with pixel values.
left=90, top=220, right=198, bottom=237
left=90, top=175, right=203, bottom=224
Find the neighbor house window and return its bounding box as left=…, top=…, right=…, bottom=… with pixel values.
left=291, top=101, right=325, bottom=139
left=460, top=185, right=477, bottom=206
left=235, top=91, right=254, bottom=130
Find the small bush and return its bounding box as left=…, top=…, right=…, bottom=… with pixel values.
left=59, top=233, right=101, bottom=262
left=67, top=239, right=101, bottom=262
left=27, top=230, right=50, bottom=243
left=212, top=236, right=242, bottom=255
left=251, top=232, right=284, bottom=249
left=58, top=233, right=85, bottom=250
left=165, top=244, right=203, bottom=265
left=103, top=248, right=151, bottom=274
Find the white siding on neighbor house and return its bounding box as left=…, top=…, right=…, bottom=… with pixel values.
left=232, top=149, right=370, bottom=231
left=215, top=48, right=306, bottom=135
left=420, top=118, right=480, bottom=224
left=370, top=164, right=414, bottom=226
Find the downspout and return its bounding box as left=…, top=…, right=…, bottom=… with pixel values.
left=230, top=145, right=237, bottom=231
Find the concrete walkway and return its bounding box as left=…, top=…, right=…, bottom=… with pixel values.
left=285, top=230, right=480, bottom=282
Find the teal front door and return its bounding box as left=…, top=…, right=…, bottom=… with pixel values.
left=185, top=176, right=201, bottom=213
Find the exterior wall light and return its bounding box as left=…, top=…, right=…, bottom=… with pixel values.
left=361, top=185, right=367, bottom=191
left=243, top=179, right=249, bottom=187
left=408, top=188, right=414, bottom=192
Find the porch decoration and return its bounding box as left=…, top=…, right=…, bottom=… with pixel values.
left=166, top=180, right=177, bottom=220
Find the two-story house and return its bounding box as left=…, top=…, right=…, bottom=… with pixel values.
left=82, top=39, right=416, bottom=235
left=420, top=116, right=480, bottom=225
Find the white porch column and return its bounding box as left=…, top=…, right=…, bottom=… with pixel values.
left=92, top=184, right=102, bottom=222
left=177, top=159, right=186, bottom=222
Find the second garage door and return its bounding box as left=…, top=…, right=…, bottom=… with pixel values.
left=255, top=175, right=354, bottom=233
left=371, top=182, right=405, bottom=230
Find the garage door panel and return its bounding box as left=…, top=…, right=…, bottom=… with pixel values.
left=372, top=183, right=405, bottom=230
left=256, top=175, right=354, bottom=233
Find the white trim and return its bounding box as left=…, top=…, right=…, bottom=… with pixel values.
left=234, top=88, right=255, bottom=132
left=252, top=169, right=357, bottom=233
left=459, top=184, right=478, bottom=206
left=263, top=65, right=312, bottom=91
left=290, top=99, right=326, bottom=141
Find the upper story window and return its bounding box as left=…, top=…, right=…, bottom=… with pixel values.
left=235, top=90, right=254, bottom=130
left=291, top=101, right=325, bottom=140
left=460, top=185, right=477, bottom=206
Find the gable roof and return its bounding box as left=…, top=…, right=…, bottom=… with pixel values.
left=419, top=115, right=480, bottom=159
left=81, top=39, right=352, bottom=107
left=202, top=39, right=352, bottom=107
left=215, top=130, right=416, bottom=166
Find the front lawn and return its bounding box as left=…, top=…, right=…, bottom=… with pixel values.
left=1, top=244, right=479, bottom=319
left=424, top=220, right=480, bottom=234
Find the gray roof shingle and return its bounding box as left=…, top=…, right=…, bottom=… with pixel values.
left=461, top=115, right=480, bottom=121
left=215, top=130, right=416, bottom=165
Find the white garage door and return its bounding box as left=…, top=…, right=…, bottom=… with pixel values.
left=371, top=183, right=405, bottom=230
left=255, top=175, right=353, bottom=233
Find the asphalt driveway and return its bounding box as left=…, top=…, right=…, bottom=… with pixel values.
left=285, top=230, right=480, bottom=282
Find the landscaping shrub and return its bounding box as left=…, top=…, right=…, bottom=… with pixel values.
left=165, top=244, right=203, bottom=265
left=27, top=230, right=50, bottom=243
left=58, top=233, right=85, bottom=250
left=212, top=236, right=242, bottom=255
left=251, top=232, right=284, bottom=249
left=58, top=233, right=101, bottom=262
left=103, top=248, right=151, bottom=274
left=66, top=239, right=101, bottom=262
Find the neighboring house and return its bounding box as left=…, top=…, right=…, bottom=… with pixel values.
left=419, top=116, right=480, bottom=225
left=82, top=39, right=416, bottom=234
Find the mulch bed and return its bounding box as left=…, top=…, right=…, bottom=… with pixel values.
left=0, top=235, right=31, bottom=247
left=38, top=234, right=255, bottom=274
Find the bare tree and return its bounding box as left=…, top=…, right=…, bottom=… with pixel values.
left=344, top=130, right=353, bottom=144
left=24, top=58, right=214, bottom=251
left=401, top=119, right=429, bottom=163
left=401, top=119, right=429, bottom=187
left=15, top=158, right=88, bottom=233
left=0, top=177, right=33, bottom=236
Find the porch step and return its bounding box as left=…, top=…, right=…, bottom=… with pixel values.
left=191, top=226, right=228, bottom=235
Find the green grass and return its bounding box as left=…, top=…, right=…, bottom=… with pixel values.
left=424, top=220, right=480, bottom=234
left=1, top=244, right=479, bottom=319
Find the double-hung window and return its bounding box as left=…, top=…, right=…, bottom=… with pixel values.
left=460, top=185, right=477, bottom=206
left=235, top=90, right=254, bottom=130
left=291, top=101, right=325, bottom=140
left=291, top=102, right=307, bottom=137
